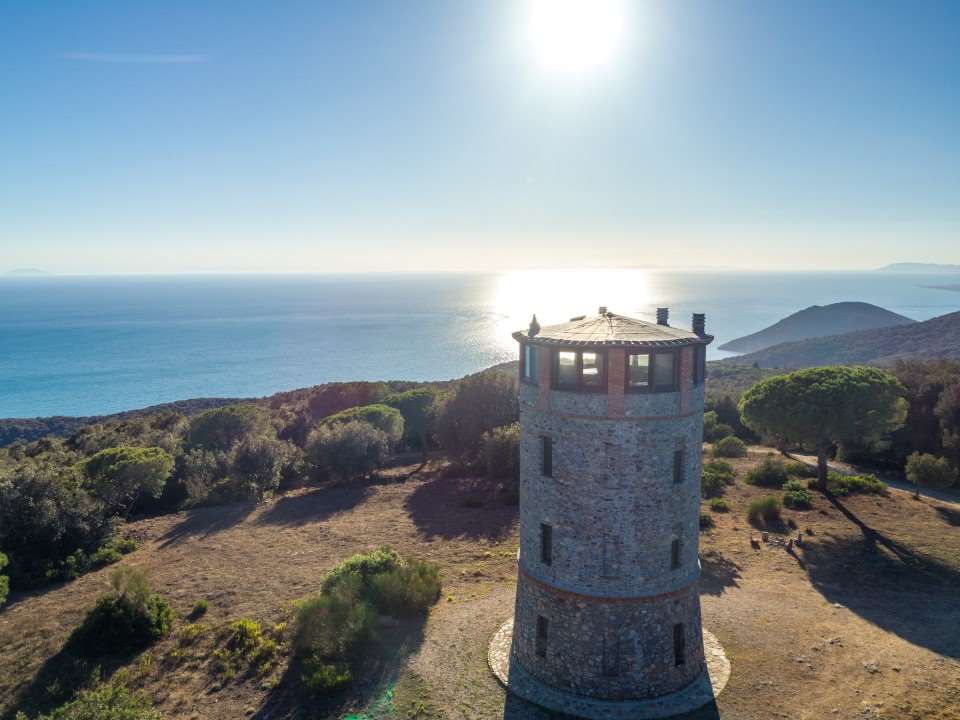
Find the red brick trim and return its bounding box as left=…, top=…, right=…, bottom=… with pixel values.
left=517, top=565, right=698, bottom=605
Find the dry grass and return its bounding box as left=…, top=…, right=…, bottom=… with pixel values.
left=2, top=452, right=959, bottom=720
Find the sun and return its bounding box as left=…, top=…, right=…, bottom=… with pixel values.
left=527, top=0, right=627, bottom=76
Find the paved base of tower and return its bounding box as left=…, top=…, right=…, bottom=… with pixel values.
left=488, top=618, right=730, bottom=720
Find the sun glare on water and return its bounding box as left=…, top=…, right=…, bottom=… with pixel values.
left=527, top=0, right=628, bottom=76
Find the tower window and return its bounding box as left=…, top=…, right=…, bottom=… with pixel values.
left=536, top=615, right=549, bottom=657
left=671, top=539, right=681, bottom=570
left=553, top=349, right=606, bottom=390
left=626, top=351, right=677, bottom=393
left=522, top=344, right=540, bottom=384
left=673, top=623, right=686, bottom=667
left=692, top=345, right=706, bottom=386
left=673, top=449, right=685, bottom=484
left=540, top=523, right=553, bottom=565
left=541, top=436, right=553, bottom=477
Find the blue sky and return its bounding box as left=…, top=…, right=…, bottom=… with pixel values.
left=1, top=1, right=958, bottom=273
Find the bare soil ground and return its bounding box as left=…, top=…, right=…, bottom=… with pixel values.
left=2, top=450, right=959, bottom=720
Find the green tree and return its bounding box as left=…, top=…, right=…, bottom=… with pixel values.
left=739, top=366, right=907, bottom=490
left=905, top=452, right=958, bottom=498
left=82, top=447, right=174, bottom=516
left=383, top=388, right=440, bottom=461
left=436, top=370, right=518, bottom=462
left=228, top=438, right=290, bottom=500
left=306, top=421, right=390, bottom=483
left=188, top=404, right=271, bottom=452
left=320, top=404, right=404, bottom=446
left=0, top=551, right=9, bottom=607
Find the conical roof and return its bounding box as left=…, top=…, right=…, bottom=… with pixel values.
left=513, top=311, right=708, bottom=348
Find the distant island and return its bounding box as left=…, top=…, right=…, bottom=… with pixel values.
left=5, top=268, right=50, bottom=276
left=726, top=309, right=960, bottom=368
left=876, top=262, right=960, bottom=273
left=718, top=302, right=914, bottom=354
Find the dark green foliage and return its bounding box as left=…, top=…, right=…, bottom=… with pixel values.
left=699, top=513, right=715, bottom=530
left=713, top=436, right=747, bottom=458
left=905, top=452, right=958, bottom=493
left=382, top=388, right=440, bottom=454
left=701, top=470, right=726, bottom=498
left=747, top=496, right=782, bottom=527
left=307, top=382, right=392, bottom=422
left=81, top=446, right=174, bottom=516
left=188, top=404, right=271, bottom=452
left=703, top=411, right=734, bottom=442
left=782, top=479, right=813, bottom=509
left=436, top=370, right=518, bottom=461
left=745, top=456, right=790, bottom=488
left=0, top=551, right=8, bottom=607
left=306, top=421, right=390, bottom=482
left=783, top=460, right=817, bottom=478
left=481, top=423, right=519, bottom=484
left=320, top=404, right=404, bottom=445
left=226, top=438, right=295, bottom=500
left=708, top=497, right=731, bottom=513
left=822, top=472, right=888, bottom=497
left=189, top=599, right=209, bottom=620
left=705, top=393, right=760, bottom=442
left=16, top=682, right=161, bottom=720
left=293, top=547, right=441, bottom=695
left=740, top=366, right=907, bottom=488
left=68, top=567, right=173, bottom=656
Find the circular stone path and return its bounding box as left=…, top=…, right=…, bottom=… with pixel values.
left=488, top=619, right=730, bottom=720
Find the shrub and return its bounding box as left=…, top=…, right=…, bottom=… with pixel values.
left=300, top=657, right=353, bottom=695
left=382, top=388, right=440, bottom=453
left=703, top=411, right=734, bottom=442
left=709, top=497, right=731, bottom=513
left=213, top=618, right=279, bottom=676
left=713, top=436, right=747, bottom=458
left=699, top=513, right=715, bottom=530
left=701, top=470, right=726, bottom=498
left=320, top=546, right=403, bottom=594
left=905, top=452, right=958, bottom=494
left=368, top=560, right=442, bottom=616
left=18, top=682, right=160, bottom=720
left=188, top=404, right=271, bottom=452
left=189, top=599, right=209, bottom=620
left=0, top=551, right=8, bottom=607
left=747, top=496, right=782, bottom=528
left=307, top=382, right=392, bottom=422
left=704, top=459, right=736, bottom=478
left=481, top=423, right=519, bottom=485
left=436, top=371, right=518, bottom=461
left=823, top=472, right=887, bottom=496
left=67, top=567, right=174, bottom=655
left=782, top=479, right=813, bottom=509
left=321, top=405, right=404, bottom=446
left=227, top=437, right=291, bottom=500
left=745, top=456, right=790, bottom=488
left=306, top=421, right=390, bottom=482
left=293, top=577, right=377, bottom=663
left=81, top=446, right=174, bottom=516
left=784, top=460, right=817, bottom=478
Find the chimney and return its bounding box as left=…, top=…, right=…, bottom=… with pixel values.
left=692, top=313, right=706, bottom=337
left=656, top=307, right=669, bottom=326
left=598, top=306, right=608, bottom=315
left=529, top=314, right=540, bottom=337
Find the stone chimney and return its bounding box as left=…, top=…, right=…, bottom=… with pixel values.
left=692, top=313, right=706, bottom=337
left=529, top=314, right=540, bottom=337
left=656, top=307, right=669, bottom=326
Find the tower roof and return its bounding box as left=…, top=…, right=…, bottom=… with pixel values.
left=513, top=311, right=710, bottom=348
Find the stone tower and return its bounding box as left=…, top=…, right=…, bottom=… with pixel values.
left=490, top=308, right=728, bottom=718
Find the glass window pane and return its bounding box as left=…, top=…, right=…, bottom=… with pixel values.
left=581, top=352, right=602, bottom=386
left=628, top=353, right=650, bottom=388
left=653, top=352, right=676, bottom=390
left=557, top=351, right=577, bottom=387
left=524, top=345, right=539, bottom=381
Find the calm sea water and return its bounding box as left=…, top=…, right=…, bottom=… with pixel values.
left=1, top=271, right=958, bottom=419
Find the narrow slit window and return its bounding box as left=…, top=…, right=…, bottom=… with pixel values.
left=671, top=538, right=681, bottom=570
left=523, top=344, right=539, bottom=383
left=536, top=615, right=549, bottom=657
left=673, top=449, right=684, bottom=484
left=692, top=345, right=706, bottom=386
left=540, top=523, right=553, bottom=565
left=541, top=436, right=553, bottom=477
left=673, top=623, right=686, bottom=667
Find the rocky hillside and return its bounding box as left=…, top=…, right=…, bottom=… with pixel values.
left=727, top=309, right=960, bottom=368
left=719, top=302, right=914, bottom=354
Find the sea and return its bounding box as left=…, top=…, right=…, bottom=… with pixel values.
left=1, top=270, right=958, bottom=419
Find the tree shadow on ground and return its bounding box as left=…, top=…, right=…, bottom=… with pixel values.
left=255, top=483, right=373, bottom=528
left=935, top=504, right=960, bottom=527
left=801, top=494, right=960, bottom=659
left=3, top=638, right=141, bottom=719
left=699, top=550, right=742, bottom=596
left=252, top=618, right=428, bottom=720
left=157, top=501, right=257, bottom=549
left=404, top=475, right=518, bottom=541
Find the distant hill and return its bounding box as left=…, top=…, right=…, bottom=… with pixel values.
left=877, top=262, right=960, bottom=274
left=718, top=302, right=915, bottom=354
left=5, top=268, right=50, bottom=276
left=727, top=310, right=960, bottom=369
